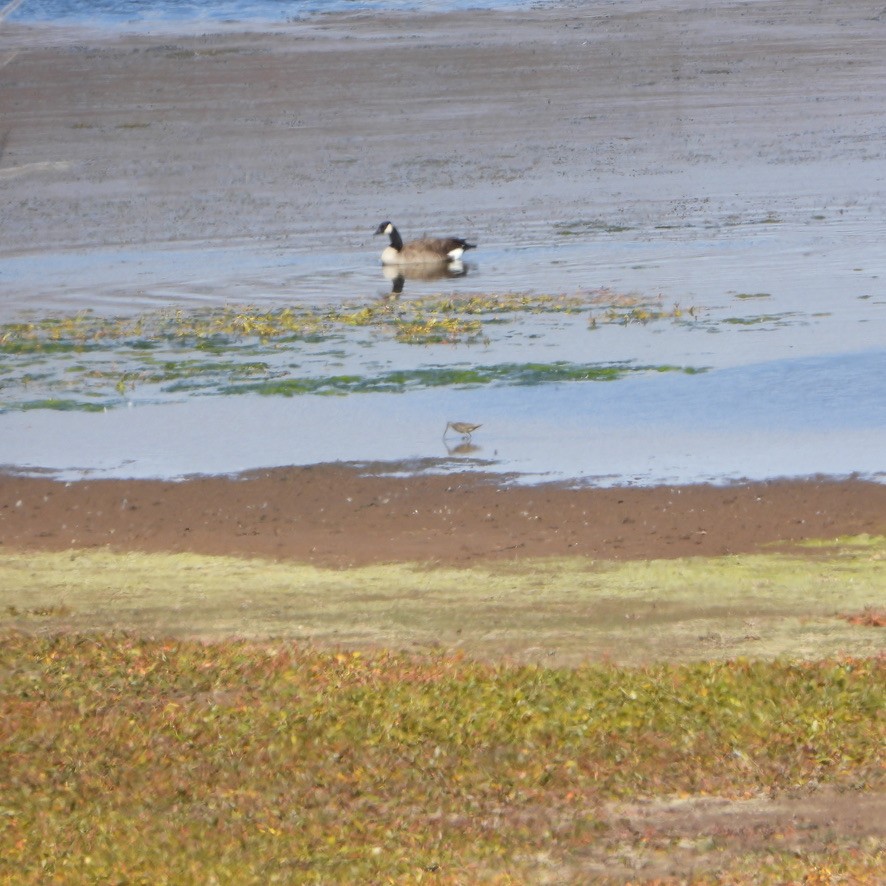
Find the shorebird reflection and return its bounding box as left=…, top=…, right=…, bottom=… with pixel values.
left=444, top=440, right=481, bottom=456
left=443, top=421, right=482, bottom=455
left=382, top=261, right=469, bottom=296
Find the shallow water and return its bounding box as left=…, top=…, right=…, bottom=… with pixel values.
left=3, top=349, right=884, bottom=485
left=2, top=212, right=884, bottom=485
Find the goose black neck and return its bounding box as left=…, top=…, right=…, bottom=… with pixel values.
left=388, top=226, right=403, bottom=251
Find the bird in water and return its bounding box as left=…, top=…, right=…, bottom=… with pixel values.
left=375, top=220, right=476, bottom=266
left=443, top=421, right=482, bottom=441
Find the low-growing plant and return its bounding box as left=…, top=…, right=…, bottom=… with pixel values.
left=0, top=635, right=881, bottom=883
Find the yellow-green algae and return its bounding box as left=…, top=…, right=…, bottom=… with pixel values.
left=2, top=536, right=883, bottom=665
left=0, top=292, right=684, bottom=354
left=0, top=293, right=709, bottom=411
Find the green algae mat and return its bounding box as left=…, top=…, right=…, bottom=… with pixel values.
left=0, top=293, right=702, bottom=412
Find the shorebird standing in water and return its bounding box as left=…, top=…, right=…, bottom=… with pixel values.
left=443, top=421, right=482, bottom=441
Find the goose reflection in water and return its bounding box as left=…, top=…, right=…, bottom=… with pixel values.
left=382, top=261, right=469, bottom=296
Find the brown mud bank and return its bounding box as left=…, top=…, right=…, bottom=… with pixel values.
left=2, top=468, right=883, bottom=566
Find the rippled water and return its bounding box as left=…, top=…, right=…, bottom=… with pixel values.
left=2, top=210, right=884, bottom=485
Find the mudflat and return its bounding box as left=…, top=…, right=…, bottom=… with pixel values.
left=1, top=0, right=884, bottom=292
left=2, top=468, right=884, bottom=566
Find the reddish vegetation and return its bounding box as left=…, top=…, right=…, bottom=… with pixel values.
left=839, top=609, right=886, bottom=628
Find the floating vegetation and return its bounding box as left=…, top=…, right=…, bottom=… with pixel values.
left=0, top=291, right=703, bottom=412
left=589, top=294, right=694, bottom=327
left=15, top=398, right=107, bottom=413
left=0, top=291, right=687, bottom=355
left=6, top=361, right=706, bottom=410
left=555, top=218, right=633, bottom=235
left=722, top=312, right=801, bottom=328
left=220, top=361, right=705, bottom=398
left=393, top=315, right=483, bottom=344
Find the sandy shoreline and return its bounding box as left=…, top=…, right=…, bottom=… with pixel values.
left=2, top=468, right=884, bottom=565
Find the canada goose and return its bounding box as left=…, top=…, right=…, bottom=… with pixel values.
left=443, top=421, right=482, bottom=441
left=374, top=220, right=476, bottom=266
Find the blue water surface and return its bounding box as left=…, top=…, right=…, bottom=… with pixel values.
left=9, top=0, right=528, bottom=27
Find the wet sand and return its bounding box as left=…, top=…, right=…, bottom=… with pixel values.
left=1, top=0, right=884, bottom=303
left=2, top=468, right=884, bottom=566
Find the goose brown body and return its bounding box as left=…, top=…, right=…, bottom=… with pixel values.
left=375, top=221, right=476, bottom=266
